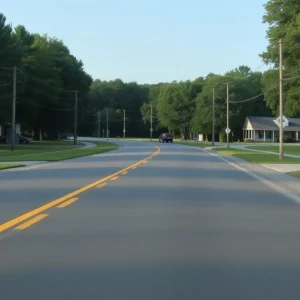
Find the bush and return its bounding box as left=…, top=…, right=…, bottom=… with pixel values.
left=219, top=133, right=232, bottom=143
left=219, top=133, right=226, bottom=143
left=283, top=136, right=295, bottom=143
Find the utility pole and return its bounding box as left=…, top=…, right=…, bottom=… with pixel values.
left=97, top=110, right=101, bottom=138
left=11, top=67, right=17, bottom=151
left=279, top=39, right=284, bottom=160
left=150, top=104, right=153, bottom=141
left=123, top=109, right=126, bottom=139
left=226, top=83, right=230, bottom=148
left=74, top=91, right=78, bottom=145
left=106, top=108, right=108, bottom=141
left=212, top=88, right=215, bottom=147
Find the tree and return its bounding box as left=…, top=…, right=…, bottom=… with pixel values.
left=0, top=14, right=23, bottom=123
left=140, top=84, right=162, bottom=124
left=156, top=81, right=199, bottom=138
left=192, top=75, right=227, bottom=139
left=87, top=79, right=150, bottom=137
left=261, top=0, right=300, bottom=117
left=192, top=68, right=270, bottom=141
left=0, top=14, right=22, bottom=68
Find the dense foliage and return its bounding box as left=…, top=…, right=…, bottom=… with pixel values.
left=1, top=1, right=299, bottom=141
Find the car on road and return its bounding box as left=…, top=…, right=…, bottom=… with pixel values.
left=159, top=133, right=173, bottom=143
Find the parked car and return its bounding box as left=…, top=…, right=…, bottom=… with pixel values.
left=0, top=135, right=30, bottom=144
left=159, top=133, right=173, bottom=143
left=19, top=135, right=30, bottom=144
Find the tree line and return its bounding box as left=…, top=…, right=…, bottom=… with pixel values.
left=1, top=0, right=299, bottom=141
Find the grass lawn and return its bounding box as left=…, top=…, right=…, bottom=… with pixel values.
left=0, top=141, right=118, bottom=162
left=30, top=140, right=79, bottom=146
left=247, top=145, right=300, bottom=155
left=0, top=140, right=83, bottom=158
left=288, top=171, right=300, bottom=179
left=0, top=164, right=24, bottom=170
left=215, top=148, right=300, bottom=164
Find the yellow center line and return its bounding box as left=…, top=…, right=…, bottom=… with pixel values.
left=97, top=183, right=107, bottom=188
left=0, top=146, right=160, bottom=233
left=121, top=171, right=128, bottom=175
left=57, top=198, right=79, bottom=208
left=132, top=167, right=137, bottom=170
left=111, top=176, right=119, bottom=181
left=15, top=214, right=48, bottom=230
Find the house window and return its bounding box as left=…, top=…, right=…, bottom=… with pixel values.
left=258, top=131, right=264, bottom=138
left=266, top=131, right=272, bottom=139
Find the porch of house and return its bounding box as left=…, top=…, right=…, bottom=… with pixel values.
left=243, top=129, right=300, bottom=142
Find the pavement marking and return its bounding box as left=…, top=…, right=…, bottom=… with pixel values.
left=121, top=171, right=128, bottom=175
left=111, top=176, right=119, bottom=181
left=202, top=148, right=300, bottom=205
left=97, top=183, right=107, bottom=188
left=0, top=145, right=160, bottom=233
left=57, top=198, right=79, bottom=208
left=15, top=214, right=48, bottom=230
left=3, top=162, right=60, bottom=172
left=132, top=167, right=137, bottom=170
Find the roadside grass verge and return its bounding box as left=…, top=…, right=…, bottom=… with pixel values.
left=174, top=141, right=215, bottom=148
left=214, top=148, right=300, bottom=164
left=247, top=145, right=300, bottom=156
left=0, top=164, right=25, bottom=170
left=0, top=140, right=83, bottom=158
left=0, top=141, right=118, bottom=162
left=288, top=171, right=300, bottom=179
left=30, top=140, right=79, bottom=146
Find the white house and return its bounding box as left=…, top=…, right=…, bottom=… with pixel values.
left=243, top=116, right=300, bottom=142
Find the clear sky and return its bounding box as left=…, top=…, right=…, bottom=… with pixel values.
left=2, top=0, right=268, bottom=84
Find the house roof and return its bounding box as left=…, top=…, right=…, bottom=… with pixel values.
left=244, top=116, right=300, bottom=131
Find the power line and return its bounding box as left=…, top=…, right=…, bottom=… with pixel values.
left=19, top=99, right=75, bottom=111
left=0, top=66, right=21, bottom=71
left=284, top=74, right=300, bottom=81
left=229, top=93, right=264, bottom=104
left=253, top=62, right=266, bottom=72
left=78, top=101, right=97, bottom=116
left=228, top=81, right=282, bottom=104
left=214, top=102, right=226, bottom=108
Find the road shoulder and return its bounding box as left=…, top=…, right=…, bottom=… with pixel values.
left=205, top=148, right=300, bottom=202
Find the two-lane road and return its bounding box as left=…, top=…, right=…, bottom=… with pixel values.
left=1, top=140, right=300, bottom=299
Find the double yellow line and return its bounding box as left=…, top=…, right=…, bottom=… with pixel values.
left=0, top=146, right=160, bottom=233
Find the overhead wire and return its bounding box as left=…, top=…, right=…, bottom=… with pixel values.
left=284, top=74, right=300, bottom=81
left=18, top=98, right=75, bottom=111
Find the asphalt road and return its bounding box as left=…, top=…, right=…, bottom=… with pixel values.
left=1, top=139, right=300, bottom=299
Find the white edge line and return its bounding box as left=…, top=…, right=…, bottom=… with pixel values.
left=2, top=162, right=60, bottom=172
left=199, top=147, right=300, bottom=205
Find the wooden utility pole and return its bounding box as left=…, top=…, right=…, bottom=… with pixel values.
left=150, top=104, right=153, bottom=141
left=11, top=67, right=17, bottom=150
left=279, top=39, right=284, bottom=160
left=212, top=88, right=215, bottom=146
left=97, top=110, right=101, bottom=138
left=74, top=91, right=78, bottom=145
left=226, top=83, right=230, bottom=148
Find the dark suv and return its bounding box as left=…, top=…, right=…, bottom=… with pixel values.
left=159, top=133, right=173, bottom=143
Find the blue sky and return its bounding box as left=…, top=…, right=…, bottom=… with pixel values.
left=2, top=0, right=268, bottom=83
